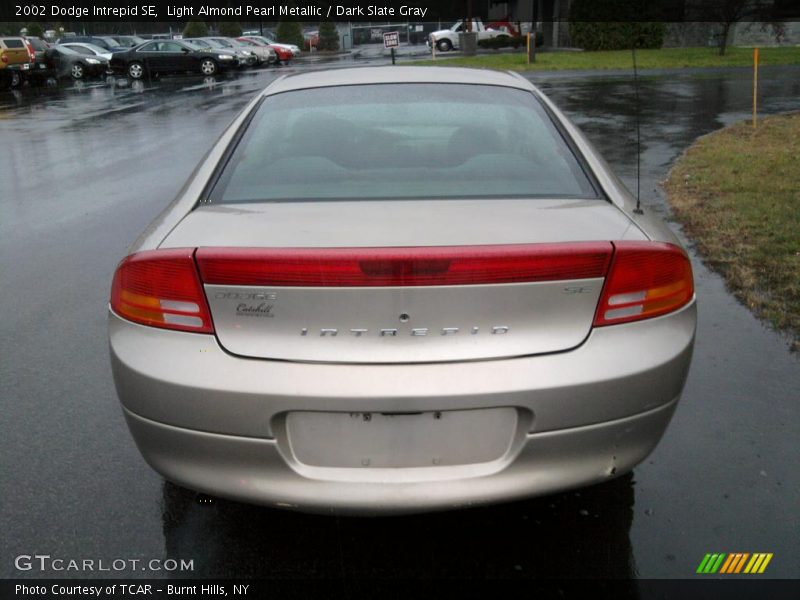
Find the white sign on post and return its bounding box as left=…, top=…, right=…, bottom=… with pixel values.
left=383, top=31, right=400, bottom=48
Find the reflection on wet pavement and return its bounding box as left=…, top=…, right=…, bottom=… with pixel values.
left=161, top=476, right=636, bottom=579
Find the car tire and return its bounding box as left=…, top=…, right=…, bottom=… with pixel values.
left=127, top=62, right=145, bottom=80
left=436, top=39, right=453, bottom=52
left=71, top=63, right=85, bottom=80
left=200, top=58, right=217, bottom=76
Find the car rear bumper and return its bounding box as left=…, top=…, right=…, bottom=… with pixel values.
left=4, top=63, right=32, bottom=71
left=124, top=397, right=677, bottom=514
left=109, top=300, right=695, bottom=513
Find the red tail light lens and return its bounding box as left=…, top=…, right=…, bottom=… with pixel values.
left=110, top=249, right=214, bottom=333
left=593, top=242, right=694, bottom=326
left=195, top=243, right=613, bottom=287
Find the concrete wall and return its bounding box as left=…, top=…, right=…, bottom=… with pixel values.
left=732, top=20, right=800, bottom=46
left=665, top=21, right=800, bottom=48
left=663, top=22, right=717, bottom=47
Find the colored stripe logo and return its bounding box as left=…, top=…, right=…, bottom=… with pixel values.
left=696, top=553, right=773, bottom=574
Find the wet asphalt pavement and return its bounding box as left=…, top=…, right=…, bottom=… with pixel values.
left=1, top=61, right=798, bottom=581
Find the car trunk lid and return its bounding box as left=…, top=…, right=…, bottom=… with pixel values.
left=162, top=199, right=645, bottom=363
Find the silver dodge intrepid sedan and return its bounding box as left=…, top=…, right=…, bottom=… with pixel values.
left=109, top=67, right=696, bottom=514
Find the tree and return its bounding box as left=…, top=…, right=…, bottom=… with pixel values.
left=183, top=21, right=209, bottom=39
left=218, top=22, right=243, bottom=38
left=276, top=1, right=304, bottom=46
left=568, top=0, right=665, bottom=51
left=26, top=22, right=44, bottom=38
left=276, top=21, right=303, bottom=47
left=712, top=0, right=751, bottom=55
left=317, top=22, right=339, bottom=51
left=276, top=20, right=303, bottom=47
left=0, top=22, right=19, bottom=35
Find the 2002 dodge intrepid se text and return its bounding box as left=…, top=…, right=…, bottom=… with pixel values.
left=108, top=67, right=696, bottom=514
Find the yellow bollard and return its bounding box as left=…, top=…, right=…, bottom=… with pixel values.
left=753, top=48, right=759, bottom=129
left=527, top=32, right=531, bottom=65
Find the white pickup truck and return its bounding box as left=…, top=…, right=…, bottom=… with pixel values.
left=428, top=19, right=510, bottom=52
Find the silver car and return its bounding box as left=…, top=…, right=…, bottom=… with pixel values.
left=109, top=67, right=696, bottom=514
left=58, top=42, right=113, bottom=61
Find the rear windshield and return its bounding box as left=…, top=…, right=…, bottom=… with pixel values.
left=54, top=46, right=79, bottom=56
left=209, top=83, right=599, bottom=203
left=27, top=38, right=48, bottom=50
left=2, top=39, right=25, bottom=48
left=66, top=44, right=93, bottom=55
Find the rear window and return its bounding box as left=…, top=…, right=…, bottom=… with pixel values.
left=2, top=39, right=25, bottom=49
left=27, top=38, right=48, bottom=50
left=54, top=46, right=79, bottom=56
left=209, top=83, right=599, bottom=204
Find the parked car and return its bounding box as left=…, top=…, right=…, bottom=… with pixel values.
left=45, top=45, right=111, bottom=80
left=109, top=35, right=146, bottom=48
left=22, top=36, right=51, bottom=79
left=190, top=37, right=257, bottom=68
left=238, top=37, right=293, bottom=64
left=240, top=35, right=300, bottom=58
left=0, top=36, right=34, bottom=89
left=232, top=37, right=276, bottom=65
left=182, top=39, right=241, bottom=69
left=23, top=35, right=50, bottom=59
left=56, top=35, right=125, bottom=53
left=58, top=42, right=113, bottom=61
left=110, top=39, right=236, bottom=79
left=108, top=67, right=697, bottom=515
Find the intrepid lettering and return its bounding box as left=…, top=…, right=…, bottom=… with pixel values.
left=303, top=326, right=510, bottom=337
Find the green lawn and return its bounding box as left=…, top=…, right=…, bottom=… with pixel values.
left=411, top=46, right=800, bottom=71
left=664, top=112, right=800, bottom=349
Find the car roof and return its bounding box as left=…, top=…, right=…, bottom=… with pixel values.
left=63, top=41, right=93, bottom=46
left=263, top=66, right=534, bottom=96
left=144, top=39, right=187, bottom=45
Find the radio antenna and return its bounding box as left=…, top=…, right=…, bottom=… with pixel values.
left=631, top=44, right=643, bottom=215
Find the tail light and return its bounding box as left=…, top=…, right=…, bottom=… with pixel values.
left=1, top=53, right=8, bottom=64
left=24, top=40, right=35, bottom=61
left=195, top=243, right=613, bottom=287
left=110, top=249, right=213, bottom=333
left=110, top=242, right=692, bottom=334
left=594, top=242, right=694, bottom=326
